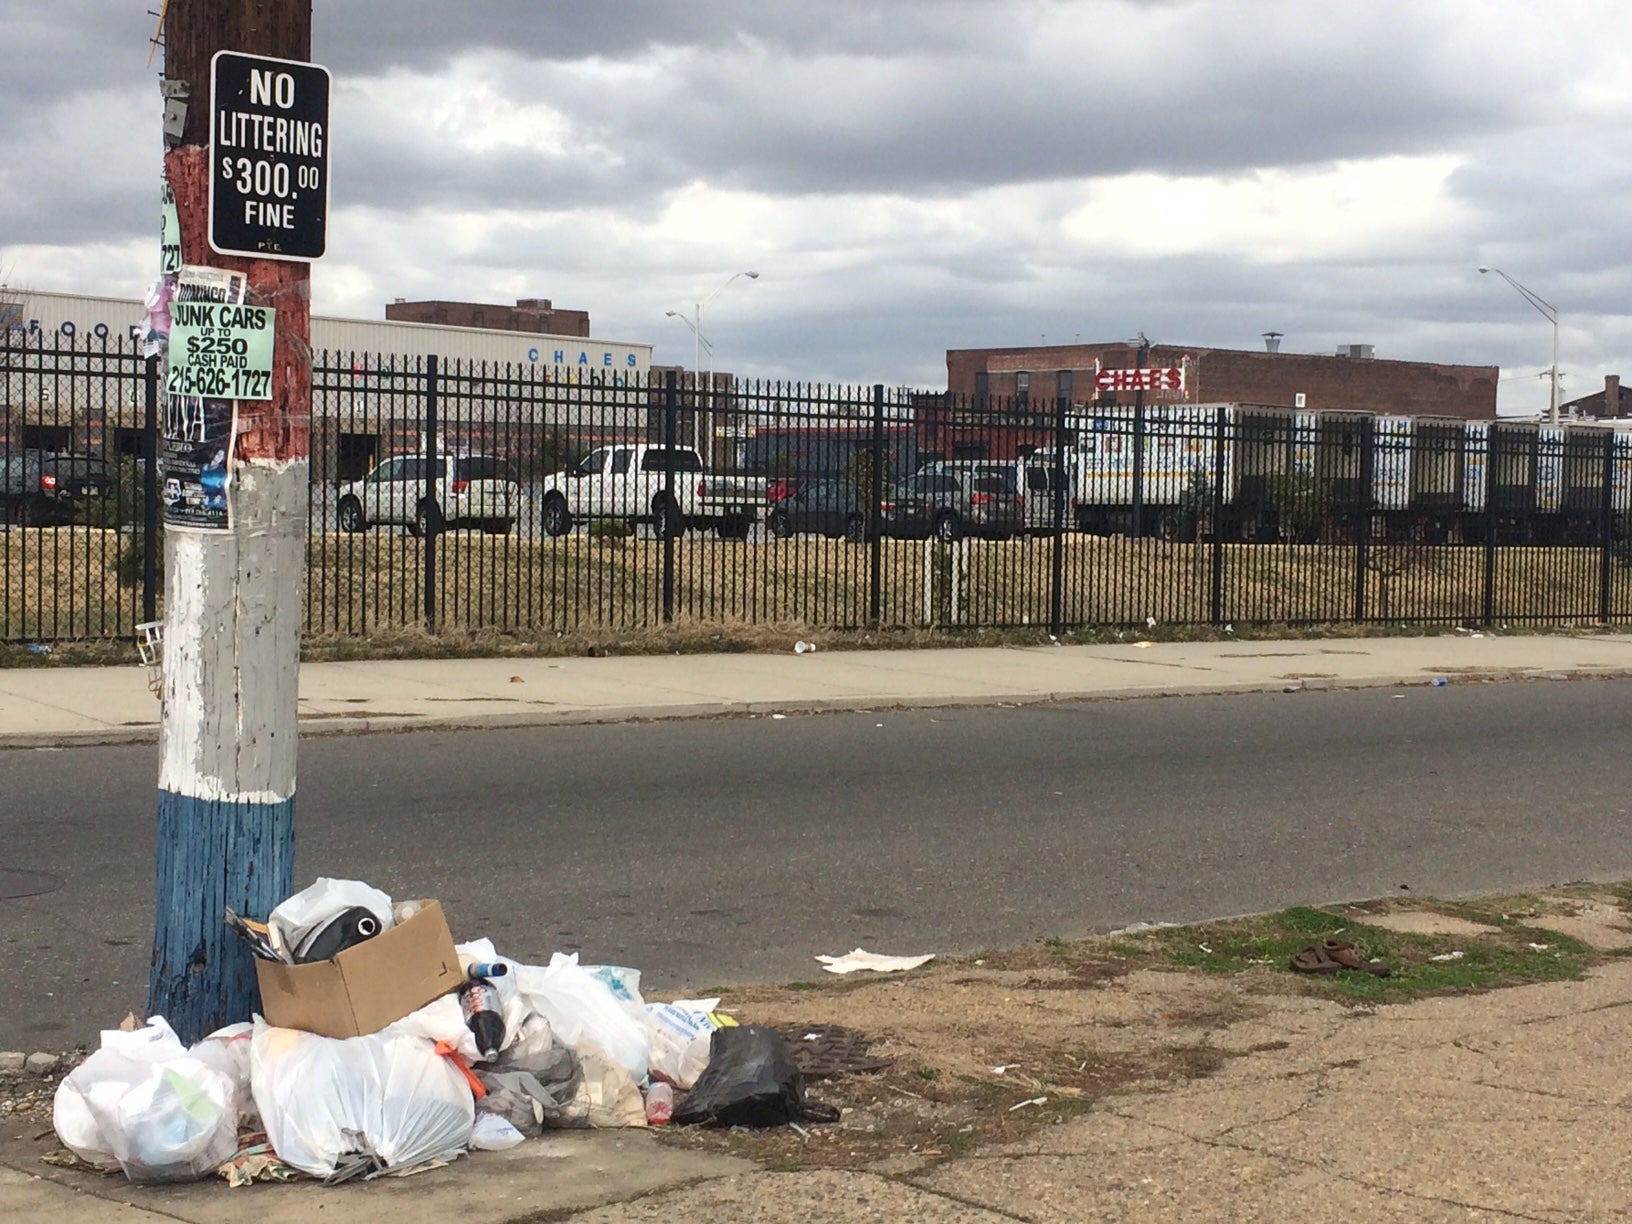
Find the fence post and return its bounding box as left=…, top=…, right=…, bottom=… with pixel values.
left=423, top=354, right=438, bottom=633
left=1049, top=393, right=1067, bottom=634
left=662, top=369, right=677, bottom=623
left=870, top=384, right=885, bottom=628
left=1354, top=417, right=1374, bottom=621
left=1483, top=426, right=1499, bottom=627
left=1210, top=406, right=1226, bottom=625
left=1600, top=430, right=1615, bottom=625
left=142, top=354, right=160, bottom=624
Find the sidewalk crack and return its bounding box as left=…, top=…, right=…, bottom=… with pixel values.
left=1102, top=1108, right=1558, bottom=1222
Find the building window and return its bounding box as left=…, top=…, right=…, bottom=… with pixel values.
left=1014, top=372, right=1030, bottom=407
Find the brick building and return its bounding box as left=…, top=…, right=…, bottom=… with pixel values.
left=385, top=296, right=591, bottom=338
left=946, top=340, right=1498, bottom=420
left=1562, top=375, right=1631, bottom=420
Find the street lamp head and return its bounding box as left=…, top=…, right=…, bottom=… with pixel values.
left=1478, top=266, right=1491, bottom=274
left=665, top=310, right=679, bottom=318
left=744, top=271, right=760, bottom=280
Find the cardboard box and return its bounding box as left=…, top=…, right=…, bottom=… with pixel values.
left=255, top=900, right=462, bottom=1039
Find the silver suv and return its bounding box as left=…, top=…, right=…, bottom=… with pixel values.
left=897, top=467, right=1024, bottom=542
left=335, top=452, right=519, bottom=536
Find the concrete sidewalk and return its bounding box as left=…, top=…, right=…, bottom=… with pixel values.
left=4, top=631, right=1632, bottom=746
left=7, top=955, right=1632, bottom=1221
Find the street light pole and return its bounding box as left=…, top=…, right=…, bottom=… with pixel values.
left=669, top=271, right=758, bottom=459
left=665, top=310, right=713, bottom=451
left=1479, top=266, right=1560, bottom=424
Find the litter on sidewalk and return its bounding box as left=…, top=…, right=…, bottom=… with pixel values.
left=53, top=876, right=855, bottom=1189
left=814, top=948, right=935, bottom=975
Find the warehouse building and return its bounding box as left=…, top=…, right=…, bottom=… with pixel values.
left=0, top=288, right=652, bottom=478
left=946, top=337, right=1498, bottom=420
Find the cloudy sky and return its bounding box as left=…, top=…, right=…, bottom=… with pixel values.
left=3, top=1, right=1629, bottom=413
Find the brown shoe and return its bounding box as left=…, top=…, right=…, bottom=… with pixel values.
left=1289, top=943, right=1342, bottom=974
left=1321, top=940, right=1392, bottom=978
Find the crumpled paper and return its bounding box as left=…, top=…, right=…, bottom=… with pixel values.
left=814, top=949, right=934, bottom=975
left=217, top=1137, right=295, bottom=1187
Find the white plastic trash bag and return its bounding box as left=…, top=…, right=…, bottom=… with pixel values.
left=470, top=1112, right=526, bottom=1151
left=190, top=1022, right=258, bottom=1129
left=251, top=1020, right=474, bottom=1181
left=267, top=877, right=394, bottom=962
left=53, top=1016, right=239, bottom=1185
left=385, top=993, right=479, bottom=1063
left=646, top=998, right=721, bottom=1089
left=513, top=953, right=649, bottom=1083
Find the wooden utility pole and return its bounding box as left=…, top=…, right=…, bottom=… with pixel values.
left=150, top=0, right=313, bottom=1042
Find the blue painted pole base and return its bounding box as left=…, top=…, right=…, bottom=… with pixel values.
left=149, top=788, right=295, bottom=1044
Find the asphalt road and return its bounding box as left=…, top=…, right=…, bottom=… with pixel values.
left=4, top=680, right=1632, bottom=1052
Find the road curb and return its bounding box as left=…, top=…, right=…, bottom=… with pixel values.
left=4, top=666, right=1628, bottom=750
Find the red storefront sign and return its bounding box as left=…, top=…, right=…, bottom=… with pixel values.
left=1093, top=367, right=1185, bottom=393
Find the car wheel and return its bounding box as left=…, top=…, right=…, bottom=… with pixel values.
left=542, top=494, right=572, bottom=537
left=411, top=499, right=442, bottom=538
left=652, top=496, right=685, bottom=539
left=934, top=512, right=962, bottom=543
left=716, top=514, right=752, bottom=540
left=337, top=496, right=365, bottom=533
left=768, top=510, right=792, bottom=539
left=844, top=514, right=867, bottom=544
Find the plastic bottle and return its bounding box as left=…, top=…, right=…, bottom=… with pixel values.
left=458, top=978, right=506, bottom=1061
left=644, top=1081, right=674, bottom=1126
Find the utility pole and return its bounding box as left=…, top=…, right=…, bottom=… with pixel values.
left=150, top=0, right=314, bottom=1042
left=1131, top=332, right=1150, bottom=539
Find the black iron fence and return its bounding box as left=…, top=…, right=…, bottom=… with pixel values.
left=6, top=329, right=1632, bottom=643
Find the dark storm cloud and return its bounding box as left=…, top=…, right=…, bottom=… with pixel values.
left=314, top=1, right=992, bottom=75
left=1, top=1, right=1627, bottom=407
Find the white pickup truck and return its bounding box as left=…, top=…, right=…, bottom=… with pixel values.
left=538, top=444, right=765, bottom=539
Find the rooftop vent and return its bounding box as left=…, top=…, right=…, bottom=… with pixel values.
left=1261, top=331, right=1283, bottom=353
left=1337, top=344, right=1375, bottom=359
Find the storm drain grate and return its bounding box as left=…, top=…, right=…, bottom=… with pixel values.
left=777, top=1024, right=891, bottom=1078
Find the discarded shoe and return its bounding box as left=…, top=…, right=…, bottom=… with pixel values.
left=1289, top=941, right=1391, bottom=978
left=1321, top=940, right=1392, bottom=978
left=1289, top=943, right=1341, bottom=975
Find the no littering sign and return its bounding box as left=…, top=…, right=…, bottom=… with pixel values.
left=208, top=50, right=331, bottom=261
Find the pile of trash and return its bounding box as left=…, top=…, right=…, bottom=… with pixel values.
left=53, top=878, right=836, bottom=1186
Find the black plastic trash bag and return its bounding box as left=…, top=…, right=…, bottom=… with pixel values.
left=673, top=1025, right=839, bottom=1128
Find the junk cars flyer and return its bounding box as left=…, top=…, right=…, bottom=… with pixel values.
left=166, top=266, right=275, bottom=402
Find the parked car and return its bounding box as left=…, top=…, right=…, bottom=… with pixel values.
left=537, top=444, right=766, bottom=539
left=0, top=452, right=114, bottom=525
left=0, top=449, right=50, bottom=524
left=767, top=479, right=869, bottom=540
left=895, top=469, right=1023, bottom=541
left=334, top=452, right=519, bottom=536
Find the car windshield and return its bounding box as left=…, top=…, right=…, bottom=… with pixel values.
left=640, top=450, right=703, bottom=474
left=1025, top=466, right=1064, bottom=491
left=45, top=459, right=109, bottom=482
left=455, top=455, right=513, bottom=482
